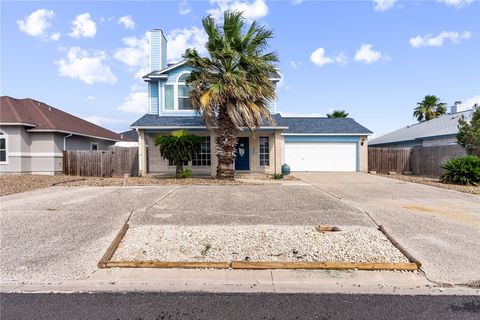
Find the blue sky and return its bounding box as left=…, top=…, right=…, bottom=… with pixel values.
left=1, top=0, right=479, bottom=137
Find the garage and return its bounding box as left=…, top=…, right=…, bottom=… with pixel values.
left=285, top=140, right=358, bottom=172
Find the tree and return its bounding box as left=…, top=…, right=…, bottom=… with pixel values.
left=413, top=95, right=447, bottom=122
left=457, top=106, right=480, bottom=156
left=184, top=11, right=278, bottom=179
left=327, top=110, right=349, bottom=118
left=154, top=130, right=202, bottom=178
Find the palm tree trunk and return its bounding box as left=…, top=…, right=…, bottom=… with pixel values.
left=175, top=162, right=183, bottom=178
left=215, top=108, right=238, bottom=180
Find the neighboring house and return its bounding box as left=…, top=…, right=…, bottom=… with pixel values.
left=131, top=29, right=372, bottom=176
left=370, top=103, right=475, bottom=148
left=115, top=129, right=139, bottom=147
left=0, top=96, right=124, bottom=175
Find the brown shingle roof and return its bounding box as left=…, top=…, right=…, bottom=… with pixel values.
left=0, top=96, right=122, bottom=141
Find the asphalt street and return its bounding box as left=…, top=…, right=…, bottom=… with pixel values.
left=1, top=292, right=480, bottom=320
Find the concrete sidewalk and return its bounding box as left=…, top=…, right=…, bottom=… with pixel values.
left=295, top=172, right=480, bottom=286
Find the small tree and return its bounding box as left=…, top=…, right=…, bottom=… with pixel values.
left=154, top=130, right=202, bottom=178
left=413, top=95, right=447, bottom=122
left=327, top=110, right=349, bottom=118
left=457, top=106, right=480, bottom=156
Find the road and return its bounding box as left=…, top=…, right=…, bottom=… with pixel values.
left=1, top=292, right=480, bottom=320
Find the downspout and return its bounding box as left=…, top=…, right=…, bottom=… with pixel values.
left=63, top=133, right=73, bottom=150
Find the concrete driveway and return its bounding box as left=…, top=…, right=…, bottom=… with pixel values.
left=294, top=172, right=480, bottom=286
left=0, top=183, right=373, bottom=284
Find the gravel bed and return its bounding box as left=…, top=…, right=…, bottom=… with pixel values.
left=112, top=225, right=409, bottom=263
left=0, top=175, right=240, bottom=196
left=379, top=174, right=479, bottom=195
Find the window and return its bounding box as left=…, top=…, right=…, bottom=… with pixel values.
left=0, top=131, right=6, bottom=163
left=177, top=73, right=192, bottom=110
left=178, top=84, right=192, bottom=110
left=91, top=143, right=98, bottom=151
left=192, top=136, right=211, bottom=166
left=164, top=85, right=174, bottom=110
left=259, top=136, right=269, bottom=166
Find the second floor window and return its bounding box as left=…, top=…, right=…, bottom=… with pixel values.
left=164, top=73, right=193, bottom=111
left=178, top=84, right=192, bottom=110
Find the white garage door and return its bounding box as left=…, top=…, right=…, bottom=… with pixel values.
left=285, top=142, right=357, bottom=172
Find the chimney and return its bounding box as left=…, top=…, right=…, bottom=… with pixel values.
left=150, top=29, right=167, bottom=72
left=451, top=101, right=465, bottom=114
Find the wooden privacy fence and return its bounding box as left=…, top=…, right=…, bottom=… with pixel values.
left=63, top=146, right=139, bottom=177
left=368, top=144, right=467, bottom=177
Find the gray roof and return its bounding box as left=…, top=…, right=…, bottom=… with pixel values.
left=131, top=114, right=372, bottom=135
left=276, top=117, right=372, bottom=134
left=370, top=109, right=473, bottom=146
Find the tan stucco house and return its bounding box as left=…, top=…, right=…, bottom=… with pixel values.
left=130, top=29, right=372, bottom=177
left=0, top=96, right=125, bottom=175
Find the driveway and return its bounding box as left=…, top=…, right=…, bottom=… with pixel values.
left=0, top=183, right=372, bottom=284
left=294, top=172, right=480, bottom=286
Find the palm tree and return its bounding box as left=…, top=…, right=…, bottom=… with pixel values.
left=413, top=95, right=447, bottom=122
left=327, top=110, right=349, bottom=118
left=184, top=11, right=278, bottom=179
left=154, top=130, right=202, bottom=178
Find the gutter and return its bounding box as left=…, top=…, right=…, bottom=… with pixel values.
left=63, top=133, right=73, bottom=150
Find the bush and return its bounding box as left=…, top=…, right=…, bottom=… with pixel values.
left=271, top=173, right=284, bottom=180
left=181, top=169, right=193, bottom=178
left=440, top=156, right=480, bottom=186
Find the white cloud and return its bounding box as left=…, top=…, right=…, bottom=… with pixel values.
left=354, top=44, right=388, bottom=64
left=179, top=1, right=192, bottom=15
left=117, top=89, right=148, bottom=114
left=114, top=33, right=149, bottom=68
left=291, top=0, right=304, bottom=5
left=310, top=48, right=346, bottom=67
left=84, top=116, right=126, bottom=126
left=409, top=31, right=472, bottom=48
left=167, top=27, right=208, bottom=62
left=373, top=0, right=396, bottom=11
left=17, top=9, right=55, bottom=38
left=55, top=47, right=117, bottom=85
left=50, top=32, right=61, bottom=41
left=462, top=95, right=480, bottom=108
left=118, top=15, right=135, bottom=30
left=69, top=13, right=97, bottom=38
left=437, top=0, right=473, bottom=8
left=207, top=0, right=268, bottom=21
left=85, top=95, right=96, bottom=101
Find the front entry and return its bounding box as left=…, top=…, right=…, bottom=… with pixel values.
left=234, top=137, right=250, bottom=170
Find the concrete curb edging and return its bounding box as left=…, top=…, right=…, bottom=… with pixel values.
left=378, top=225, right=422, bottom=269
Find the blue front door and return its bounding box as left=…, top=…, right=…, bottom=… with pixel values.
left=235, top=137, right=250, bottom=170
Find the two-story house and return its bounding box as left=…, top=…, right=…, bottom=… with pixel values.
left=131, top=29, right=372, bottom=176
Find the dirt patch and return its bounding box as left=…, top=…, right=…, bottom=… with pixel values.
left=379, top=174, right=480, bottom=195
left=0, top=175, right=240, bottom=197
left=402, top=205, right=480, bottom=228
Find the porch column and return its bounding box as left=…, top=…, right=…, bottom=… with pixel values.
left=138, top=129, right=148, bottom=176
left=210, top=133, right=217, bottom=177
left=274, top=129, right=284, bottom=174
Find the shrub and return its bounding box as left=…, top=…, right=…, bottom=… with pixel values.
left=181, top=169, right=193, bottom=178
left=440, top=156, right=480, bottom=186
left=272, top=173, right=284, bottom=180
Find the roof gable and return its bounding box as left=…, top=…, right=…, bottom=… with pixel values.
left=0, top=96, right=123, bottom=141
left=370, top=110, right=473, bottom=145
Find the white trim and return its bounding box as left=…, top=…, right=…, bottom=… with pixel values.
left=9, top=152, right=63, bottom=157
left=26, top=129, right=121, bottom=141
left=0, top=122, right=37, bottom=127
left=90, top=142, right=99, bottom=150
left=0, top=129, right=8, bottom=164
left=149, top=61, right=187, bottom=77
left=282, top=133, right=372, bottom=136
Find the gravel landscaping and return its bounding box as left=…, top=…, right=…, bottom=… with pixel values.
left=112, top=225, right=409, bottom=263
left=0, top=175, right=240, bottom=196
left=379, top=174, right=480, bottom=195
